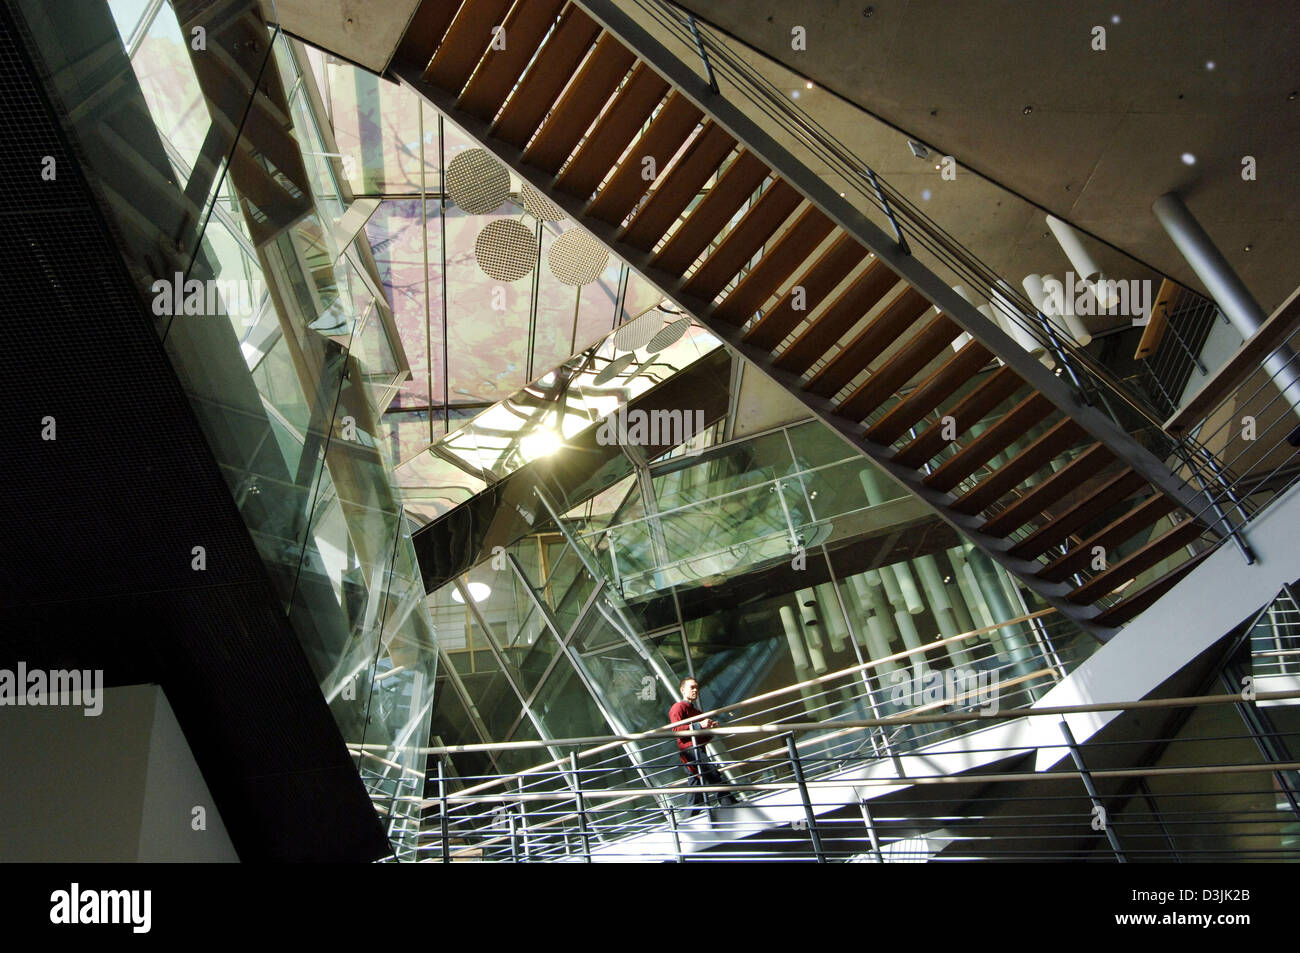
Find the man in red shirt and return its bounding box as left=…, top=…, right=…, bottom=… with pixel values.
left=669, top=677, right=739, bottom=815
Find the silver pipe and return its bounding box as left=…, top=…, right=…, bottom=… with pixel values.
left=1153, top=192, right=1300, bottom=421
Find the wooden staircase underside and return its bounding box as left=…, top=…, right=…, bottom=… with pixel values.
left=385, top=0, right=1221, bottom=635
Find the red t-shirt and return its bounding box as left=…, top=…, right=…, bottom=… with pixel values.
left=669, top=701, right=711, bottom=750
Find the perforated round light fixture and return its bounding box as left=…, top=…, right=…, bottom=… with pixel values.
left=612, top=311, right=662, bottom=352
left=548, top=229, right=610, bottom=286
left=592, top=353, right=635, bottom=385
left=446, top=148, right=510, bottom=214
left=474, top=219, right=538, bottom=281
left=646, top=318, right=690, bottom=352
left=520, top=182, right=564, bottom=222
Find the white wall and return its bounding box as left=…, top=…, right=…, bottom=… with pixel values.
left=0, top=683, right=237, bottom=862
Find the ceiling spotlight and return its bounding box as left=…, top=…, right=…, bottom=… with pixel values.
left=805, top=81, right=814, bottom=89
left=1244, top=243, right=1254, bottom=252
left=1111, top=14, right=1120, bottom=24
left=451, top=582, right=491, bottom=604
left=1180, top=152, right=1197, bottom=165
left=921, top=189, right=932, bottom=200
left=1022, top=105, right=1034, bottom=115
left=790, top=90, right=801, bottom=99
left=1205, top=60, right=1215, bottom=70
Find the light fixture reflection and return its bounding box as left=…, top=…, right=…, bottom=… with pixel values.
left=520, top=427, right=562, bottom=461
left=451, top=582, right=491, bottom=604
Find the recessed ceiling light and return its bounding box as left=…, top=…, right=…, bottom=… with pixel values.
left=921, top=189, right=932, bottom=200
left=1205, top=60, right=1215, bottom=70
left=790, top=90, right=800, bottom=99
left=1181, top=152, right=1197, bottom=165
left=805, top=81, right=814, bottom=89
left=1111, top=14, right=1120, bottom=23
left=451, top=582, right=491, bottom=604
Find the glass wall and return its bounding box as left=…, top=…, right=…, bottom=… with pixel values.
left=17, top=0, right=439, bottom=859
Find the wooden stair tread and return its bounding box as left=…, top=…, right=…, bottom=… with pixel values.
left=771, top=258, right=898, bottom=375
left=865, top=339, right=995, bottom=445
left=951, top=418, right=1087, bottom=516
left=457, top=0, right=567, bottom=120
left=520, top=35, right=636, bottom=173
left=1092, top=548, right=1211, bottom=626
left=923, top=393, right=1054, bottom=493
left=1069, top=518, right=1204, bottom=603
left=554, top=64, right=669, bottom=198
left=711, top=205, right=836, bottom=326
left=620, top=121, right=736, bottom=251
left=423, top=0, right=514, bottom=91
left=1037, top=492, right=1178, bottom=583
left=680, top=178, right=803, bottom=301
left=489, top=7, right=601, bottom=147
left=651, top=150, right=771, bottom=275
left=742, top=233, right=867, bottom=351
left=395, top=1, right=462, bottom=72
left=894, top=365, right=1022, bottom=470
left=587, top=92, right=703, bottom=225
left=981, top=443, right=1113, bottom=538
left=837, top=312, right=962, bottom=421
left=1009, top=469, right=1148, bottom=560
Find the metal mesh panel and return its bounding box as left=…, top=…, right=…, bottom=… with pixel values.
left=446, top=148, right=510, bottom=214
left=474, top=219, right=538, bottom=281
left=547, top=228, right=609, bottom=286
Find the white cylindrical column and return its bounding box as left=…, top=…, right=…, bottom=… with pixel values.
left=797, top=588, right=828, bottom=673
left=1153, top=191, right=1300, bottom=423
left=1046, top=214, right=1109, bottom=311
left=814, top=582, right=849, bottom=653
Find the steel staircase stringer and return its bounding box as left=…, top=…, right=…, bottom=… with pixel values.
left=391, top=57, right=1118, bottom=640
left=385, top=2, right=1227, bottom=638
left=564, top=2, right=1216, bottom=534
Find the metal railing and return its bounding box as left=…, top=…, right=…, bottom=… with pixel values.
left=380, top=679, right=1300, bottom=862
left=359, top=607, right=1109, bottom=859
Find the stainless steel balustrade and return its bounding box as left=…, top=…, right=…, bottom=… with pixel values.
left=387, top=680, right=1300, bottom=862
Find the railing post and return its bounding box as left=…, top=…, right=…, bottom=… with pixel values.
left=516, top=776, right=532, bottom=862
left=667, top=804, right=686, bottom=864
left=864, top=168, right=909, bottom=254
left=784, top=733, right=827, bottom=863
left=571, top=752, right=593, bottom=863
left=1058, top=720, right=1126, bottom=863
left=859, top=798, right=885, bottom=864
left=685, top=14, right=719, bottom=95
left=438, top=759, right=450, bottom=864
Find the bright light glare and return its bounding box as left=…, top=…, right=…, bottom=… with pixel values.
left=451, top=582, right=492, bottom=604
left=520, top=427, right=562, bottom=461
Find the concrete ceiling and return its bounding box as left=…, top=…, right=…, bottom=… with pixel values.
left=674, top=0, right=1300, bottom=316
